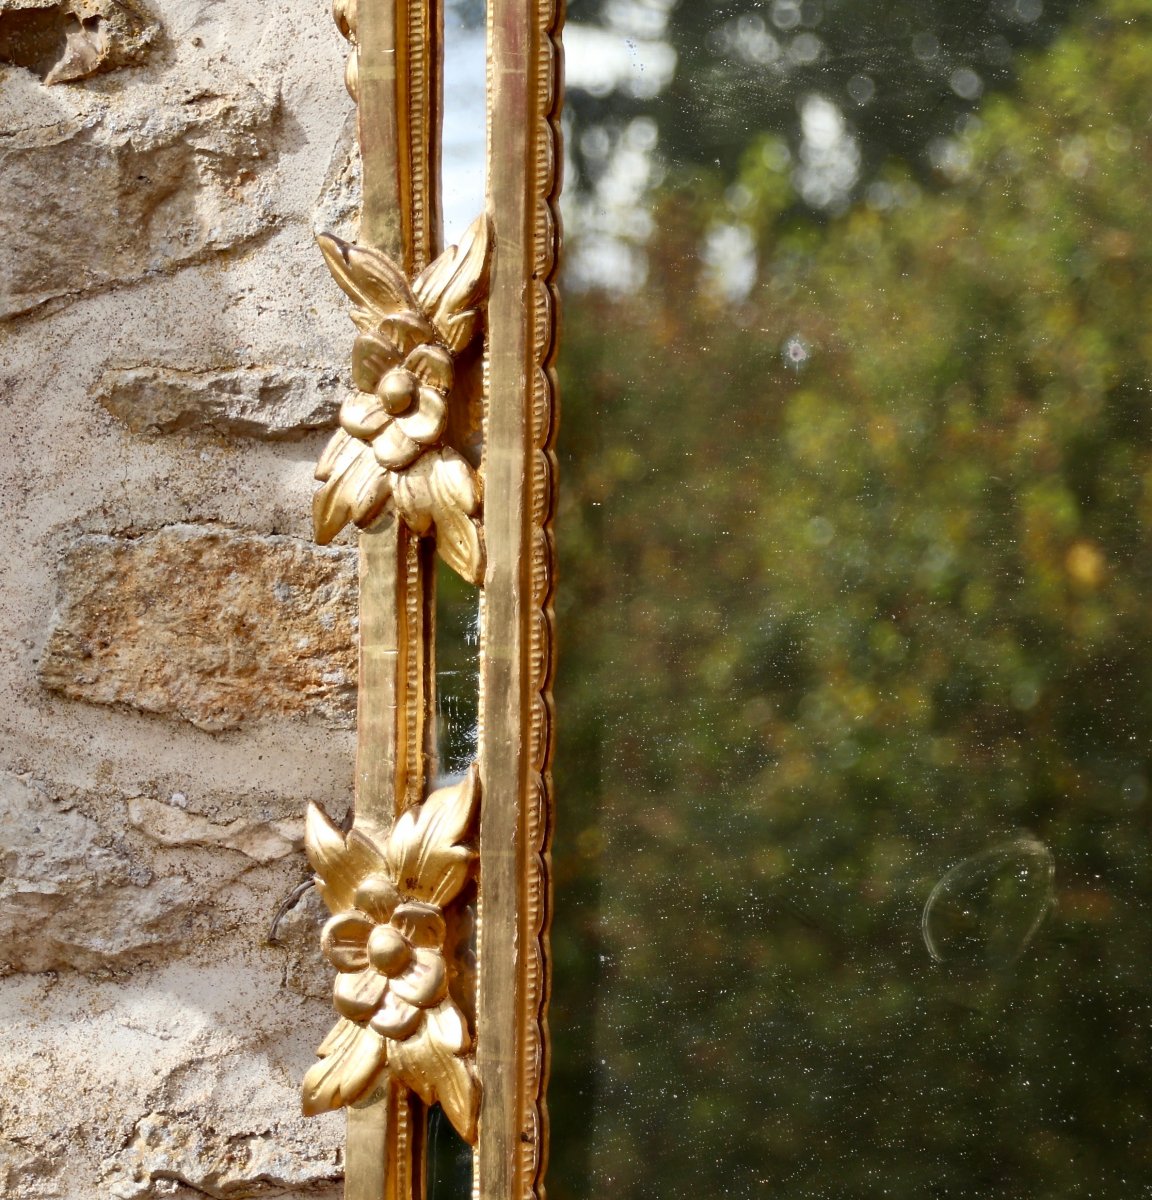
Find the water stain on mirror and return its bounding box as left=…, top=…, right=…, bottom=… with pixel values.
left=921, top=835, right=1055, bottom=968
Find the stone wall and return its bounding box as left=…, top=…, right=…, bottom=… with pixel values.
left=0, top=0, right=358, bottom=1193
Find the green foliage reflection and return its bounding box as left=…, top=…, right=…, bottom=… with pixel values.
left=551, top=3, right=1152, bottom=1196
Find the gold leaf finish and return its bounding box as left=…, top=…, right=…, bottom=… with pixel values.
left=302, top=767, right=481, bottom=1143
left=313, top=217, right=491, bottom=588
left=387, top=1007, right=477, bottom=1139
left=302, top=1019, right=390, bottom=1116
left=307, top=0, right=562, bottom=1190
left=317, top=0, right=455, bottom=1194
left=477, top=1, right=563, bottom=1197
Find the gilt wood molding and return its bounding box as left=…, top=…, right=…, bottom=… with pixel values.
left=477, top=1, right=562, bottom=1197
left=297, top=0, right=562, bottom=1197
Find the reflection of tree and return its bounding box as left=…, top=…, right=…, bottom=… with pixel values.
left=551, top=3, right=1152, bottom=1197
left=567, top=0, right=1092, bottom=209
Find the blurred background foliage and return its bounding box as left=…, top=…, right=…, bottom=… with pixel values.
left=545, top=0, right=1152, bottom=1196
left=564, top=0, right=1094, bottom=205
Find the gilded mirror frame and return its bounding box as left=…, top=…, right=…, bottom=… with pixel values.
left=295, top=1, right=561, bottom=1197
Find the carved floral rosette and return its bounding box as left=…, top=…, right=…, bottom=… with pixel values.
left=301, top=767, right=481, bottom=1141
left=312, top=216, right=491, bottom=586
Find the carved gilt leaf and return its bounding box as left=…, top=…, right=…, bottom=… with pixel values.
left=313, top=433, right=393, bottom=546
left=312, top=216, right=491, bottom=584
left=388, top=1002, right=480, bottom=1142
left=304, top=803, right=388, bottom=914
left=384, top=764, right=479, bottom=907
left=393, top=448, right=484, bottom=585
left=413, top=214, right=492, bottom=354
left=317, top=234, right=418, bottom=322
left=301, top=1018, right=389, bottom=1116
left=302, top=768, right=481, bottom=1142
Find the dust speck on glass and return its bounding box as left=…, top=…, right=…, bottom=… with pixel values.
left=440, top=0, right=1152, bottom=1196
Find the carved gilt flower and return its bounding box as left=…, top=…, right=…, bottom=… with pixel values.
left=313, top=215, right=491, bottom=586
left=302, top=766, right=480, bottom=1142
left=346, top=323, right=452, bottom=470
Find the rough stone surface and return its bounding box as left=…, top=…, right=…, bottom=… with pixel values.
left=0, top=79, right=281, bottom=320
left=0, top=0, right=158, bottom=85
left=1, top=952, right=346, bottom=1200
left=103, top=1109, right=342, bottom=1198
left=311, top=110, right=360, bottom=245
left=1, top=769, right=191, bottom=973
left=0, top=0, right=357, bottom=1189
left=96, top=364, right=342, bottom=440
left=39, top=525, right=357, bottom=732
left=127, top=793, right=301, bottom=864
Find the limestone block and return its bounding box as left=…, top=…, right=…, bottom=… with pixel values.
left=0, top=954, right=345, bottom=1199
left=0, top=0, right=157, bottom=85
left=95, top=365, right=343, bottom=441
left=0, top=80, right=281, bottom=320
left=38, top=525, right=357, bottom=732
left=0, top=771, right=173, bottom=972
left=127, top=793, right=302, bottom=866
left=103, top=1111, right=342, bottom=1198
left=0, top=771, right=317, bottom=974
left=311, top=110, right=360, bottom=244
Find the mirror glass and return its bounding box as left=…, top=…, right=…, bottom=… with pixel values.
left=428, top=7, right=485, bottom=1195
left=547, top=1, right=1152, bottom=1196
left=442, top=0, right=487, bottom=246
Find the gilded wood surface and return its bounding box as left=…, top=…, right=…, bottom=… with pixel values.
left=302, top=0, right=561, bottom=1195
left=350, top=523, right=428, bottom=1200
left=312, top=217, right=490, bottom=586
left=477, top=1, right=562, bottom=1198
left=315, top=1, right=448, bottom=1198
left=302, top=768, right=481, bottom=1141
left=336, top=0, right=442, bottom=271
